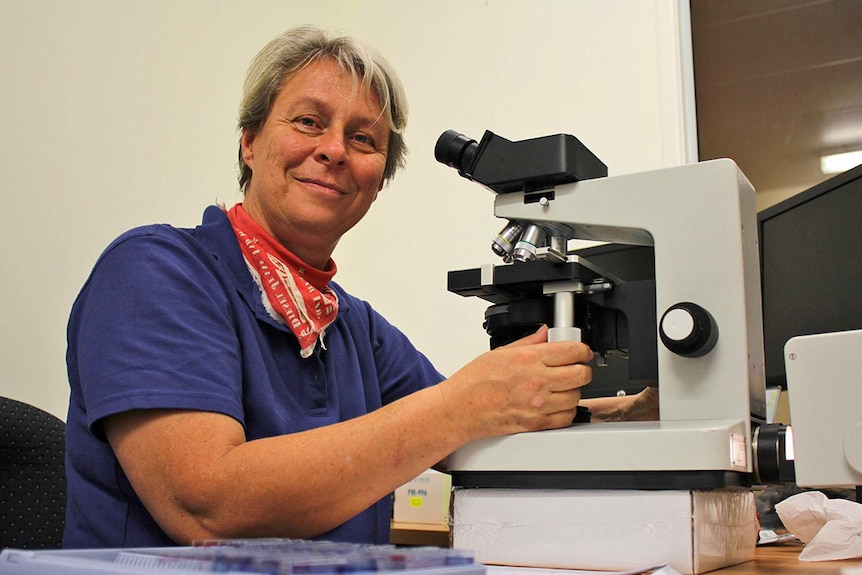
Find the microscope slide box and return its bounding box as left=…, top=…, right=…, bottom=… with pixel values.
left=451, top=488, right=757, bottom=575
left=0, top=542, right=483, bottom=575
left=394, top=468, right=453, bottom=525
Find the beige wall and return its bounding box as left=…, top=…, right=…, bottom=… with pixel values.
left=0, top=0, right=695, bottom=419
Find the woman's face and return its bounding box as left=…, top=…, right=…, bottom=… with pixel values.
left=240, top=58, right=390, bottom=268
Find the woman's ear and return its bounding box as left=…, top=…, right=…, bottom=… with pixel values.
left=240, top=128, right=256, bottom=169
left=373, top=179, right=385, bottom=202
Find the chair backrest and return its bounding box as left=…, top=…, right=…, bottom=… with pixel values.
left=0, top=396, right=66, bottom=549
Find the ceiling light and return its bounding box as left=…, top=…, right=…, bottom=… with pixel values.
left=820, top=150, right=862, bottom=175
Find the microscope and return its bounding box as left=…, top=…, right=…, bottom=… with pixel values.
left=435, top=129, right=778, bottom=573
left=436, top=128, right=773, bottom=487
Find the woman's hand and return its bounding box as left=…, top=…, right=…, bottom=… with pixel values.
left=437, top=326, right=594, bottom=442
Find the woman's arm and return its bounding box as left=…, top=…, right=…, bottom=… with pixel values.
left=105, top=326, right=593, bottom=544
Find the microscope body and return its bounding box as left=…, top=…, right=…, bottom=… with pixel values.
left=446, top=154, right=767, bottom=489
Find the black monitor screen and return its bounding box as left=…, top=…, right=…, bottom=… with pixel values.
left=758, top=164, right=862, bottom=389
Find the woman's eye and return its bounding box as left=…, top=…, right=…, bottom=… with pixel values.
left=352, top=133, right=374, bottom=148
left=294, top=117, right=319, bottom=129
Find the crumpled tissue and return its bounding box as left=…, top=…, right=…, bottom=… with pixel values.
left=775, top=491, right=862, bottom=561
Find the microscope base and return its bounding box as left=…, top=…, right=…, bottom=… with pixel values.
left=448, top=419, right=753, bottom=478
left=453, top=469, right=751, bottom=490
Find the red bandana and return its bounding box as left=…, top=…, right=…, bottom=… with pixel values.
left=226, top=203, right=339, bottom=358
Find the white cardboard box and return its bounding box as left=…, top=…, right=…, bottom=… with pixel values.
left=452, top=488, right=757, bottom=574
left=394, top=469, right=452, bottom=525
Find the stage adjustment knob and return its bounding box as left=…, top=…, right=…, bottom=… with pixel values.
left=659, top=302, right=718, bottom=357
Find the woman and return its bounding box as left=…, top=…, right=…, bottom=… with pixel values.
left=63, top=26, right=594, bottom=548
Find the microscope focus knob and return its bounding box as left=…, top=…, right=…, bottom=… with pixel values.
left=659, top=302, right=718, bottom=357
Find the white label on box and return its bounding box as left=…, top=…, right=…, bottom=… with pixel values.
left=394, top=470, right=451, bottom=524
left=730, top=433, right=747, bottom=467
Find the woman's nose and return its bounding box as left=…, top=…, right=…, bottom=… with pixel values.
left=315, top=130, right=348, bottom=165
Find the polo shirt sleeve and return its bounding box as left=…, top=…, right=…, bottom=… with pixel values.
left=356, top=298, right=446, bottom=404
left=69, top=226, right=245, bottom=435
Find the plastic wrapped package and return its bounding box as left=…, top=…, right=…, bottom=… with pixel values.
left=451, top=488, right=757, bottom=575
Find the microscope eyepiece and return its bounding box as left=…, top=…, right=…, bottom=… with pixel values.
left=434, top=130, right=478, bottom=173
left=435, top=129, right=607, bottom=194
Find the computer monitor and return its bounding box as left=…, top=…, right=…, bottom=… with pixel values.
left=757, top=163, right=862, bottom=389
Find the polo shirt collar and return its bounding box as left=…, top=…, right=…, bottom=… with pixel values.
left=193, top=205, right=351, bottom=329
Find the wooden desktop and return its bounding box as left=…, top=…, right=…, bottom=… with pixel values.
left=391, top=523, right=861, bottom=574
left=713, top=543, right=859, bottom=574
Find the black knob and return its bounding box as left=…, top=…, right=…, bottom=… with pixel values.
left=752, top=423, right=796, bottom=484
left=659, top=302, right=718, bottom=357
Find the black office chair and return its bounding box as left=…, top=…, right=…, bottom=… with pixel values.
left=0, top=396, right=67, bottom=549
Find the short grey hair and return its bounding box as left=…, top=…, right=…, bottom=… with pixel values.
left=237, top=26, right=409, bottom=193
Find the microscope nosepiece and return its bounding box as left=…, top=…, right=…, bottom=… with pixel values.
left=511, top=224, right=547, bottom=262
left=491, top=221, right=524, bottom=259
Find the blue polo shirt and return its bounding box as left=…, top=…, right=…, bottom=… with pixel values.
left=64, top=206, right=444, bottom=548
